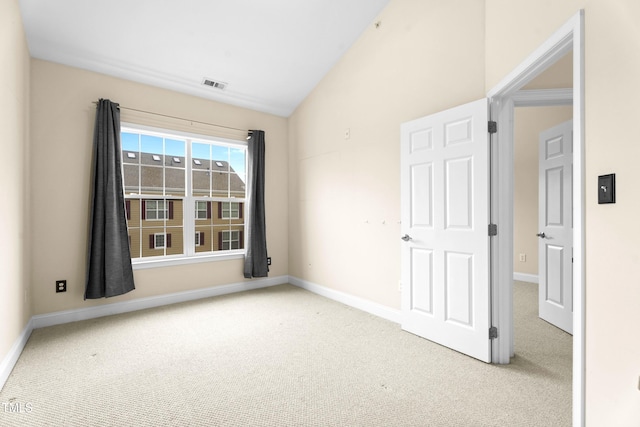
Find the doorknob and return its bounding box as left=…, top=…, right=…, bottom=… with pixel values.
left=536, top=232, right=546, bottom=238
left=401, top=234, right=412, bottom=242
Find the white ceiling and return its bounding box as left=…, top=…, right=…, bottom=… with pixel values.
left=19, top=0, right=390, bottom=117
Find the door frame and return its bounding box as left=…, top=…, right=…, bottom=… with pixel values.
left=487, top=10, right=584, bottom=427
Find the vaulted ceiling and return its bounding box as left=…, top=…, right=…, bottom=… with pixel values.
left=19, top=0, right=390, bottom=117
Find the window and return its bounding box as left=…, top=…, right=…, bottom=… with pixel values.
left=152, top=233, right=168, bottom=249
left=121, top=124, right=247, bottom=262
left=145, top=200, right=169, bottom=220
left=221, top=202, right=240, bottom=219
left=195, top=201, right=209, bottom=220
left=221, top=230, right=241, bottom=250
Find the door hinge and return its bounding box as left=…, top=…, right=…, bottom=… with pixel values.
left=489, top=326, right=498, bottom=339
left=488, top=121, right=497, bottom=134
left=488, top=224, right=497, bottom=236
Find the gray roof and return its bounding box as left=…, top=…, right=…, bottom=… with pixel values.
left=123, top=151, right=245, bottom=197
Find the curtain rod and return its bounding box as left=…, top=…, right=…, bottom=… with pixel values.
left=92, top=101, right=250, bottom=134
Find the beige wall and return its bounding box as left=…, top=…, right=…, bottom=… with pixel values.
left=514, top=106, right=573, bottom=276
left=288, top=0, right=486, bottom=308
left=487, top=0, right=640, bottom=423
left=291, top=0, right=640, bottom=424
left=5, top=0, right=640, bottom=423
left=29, top=60, right=288, bottom=315
left=0, top=0, right=31, bottom=368
left=581, top=1, right=640, bottom=423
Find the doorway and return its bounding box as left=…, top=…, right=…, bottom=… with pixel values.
left=488, top=10, right=584, bottom=427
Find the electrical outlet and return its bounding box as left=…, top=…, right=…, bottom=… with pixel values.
left=56, top=280, right=67, bottom=293
left=519, top=253, right=527, bottom=262
left=267, top=257, right=272, bottom=266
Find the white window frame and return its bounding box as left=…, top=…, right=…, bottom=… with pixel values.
left=121, top=123, right=248, bottom=269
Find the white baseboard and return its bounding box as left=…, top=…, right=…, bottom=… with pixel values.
left=288, top=276, right=402, bottom=324
left=32, top=275, right=288, bottom=329
left=0, top=319, right=34, bottom=391
left=514, top=272, right=539, bottom=284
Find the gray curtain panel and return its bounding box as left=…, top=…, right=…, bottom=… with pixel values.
left=243, top=130, right=269, bottom=278
left=85, top=99, right=135, bottom=299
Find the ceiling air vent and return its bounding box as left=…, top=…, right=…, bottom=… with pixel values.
left=202, top=78, right=227, bottom=90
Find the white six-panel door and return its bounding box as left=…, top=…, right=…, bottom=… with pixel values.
left=400, top=99, right=491, bottom=363
left=538, top=120, right=573, bottom=334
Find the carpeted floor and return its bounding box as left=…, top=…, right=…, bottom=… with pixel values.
left=0, top=281, right=571, bottom=426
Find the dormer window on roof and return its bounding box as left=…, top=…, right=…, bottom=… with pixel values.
left=193, top=159, right=202, bottom=165
left=173, top=157, right=181, bottom=163
left=152, top=155, right=161, bottom=161
left=127, top=152, right=136, bottom=159
left=215, top=161, right=224, bottom=167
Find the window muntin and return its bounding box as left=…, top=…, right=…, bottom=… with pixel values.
left=121, top=125, right=246, bottom=262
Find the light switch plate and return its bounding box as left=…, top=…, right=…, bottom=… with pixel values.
left=598, top=174, right=615, bottom=204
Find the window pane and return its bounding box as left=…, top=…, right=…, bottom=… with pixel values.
left=192, top=143, right=210, bottom=163
left=141, top=166, right=164, bottom=195
left=211, top=146, right=229, bottom=165
left=165, top=138, right=185, bottom=158
left=230, top=148, right=246, bottom=198
left=122, top=132, right=140, bottom=153
left=123, top=164, right=139, bottom=194
left=141, top=134, right=163, bottom=158
left=195, top=226, right=211, bottom=252
left=142, top=227, right=164, bottom=257
left=128, top=227, right=141, bottom=258
left=192, top=171, right=210, bottom=196
left=230, top=147, right=245, bottom=178
left=166, top=226, right=183, bottom=256
left=165, top=168, right=185, bottom=196
left=211, top=171, right=229, bottom=196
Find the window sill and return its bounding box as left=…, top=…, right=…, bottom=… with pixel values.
left=131, top=251, right=245, bottom=270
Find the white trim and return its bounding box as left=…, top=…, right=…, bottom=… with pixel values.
left=513, top=273, right=539, bottom=284
left=487, top=17, right=575, bottom=99
left=32, top=275, right=288, bottom=329
left=288, top=276, right=402, bottom=324
left=512, top=88, right=573, bottom=107
left=488, top=10, right=585, bottom=427
left=0, top=319, right=34, bottom=391
left=132, top=252, right=244, bottom=270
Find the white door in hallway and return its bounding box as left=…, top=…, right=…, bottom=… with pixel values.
left=538, top=120, right=573, bottom=334
left=400, top=99, right=491, bottom=363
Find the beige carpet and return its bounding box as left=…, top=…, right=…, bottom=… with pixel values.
left=0, top=281, right=571, bottom=426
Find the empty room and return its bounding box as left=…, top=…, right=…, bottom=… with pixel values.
left=2, top=1, right=639, bottom=426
